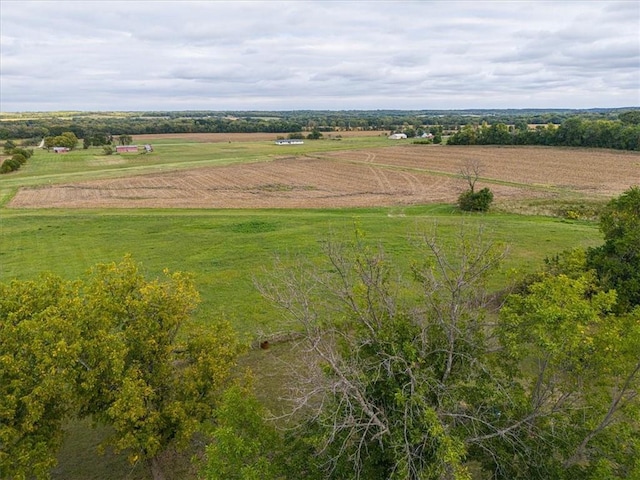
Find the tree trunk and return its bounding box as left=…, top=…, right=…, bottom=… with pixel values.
left=150, top=456, right=166, bottom=480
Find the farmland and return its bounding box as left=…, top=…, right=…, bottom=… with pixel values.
left=1, top=131, right=639, bottom=479
left=2, top=132, right=637, bottom=336
left=6, top=140, right=639, bottom=210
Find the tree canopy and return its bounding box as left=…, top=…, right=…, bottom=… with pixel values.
left=0, top=256, right=242, bottom=480
left=587, top=186, right=640, bottom=312
left=257, top=224, right=640, bottom=479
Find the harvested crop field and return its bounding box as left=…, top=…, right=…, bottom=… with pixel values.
left=9, top=146, right=639, bottom=209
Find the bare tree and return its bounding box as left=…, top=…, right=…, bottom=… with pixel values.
left=256, top=225, right=639, bottom=479
left=459, top=158, right=482, bottom=193
left=257, top=226, right=510, bottom=479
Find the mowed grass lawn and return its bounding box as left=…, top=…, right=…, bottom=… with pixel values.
left=0, top=206, right=602, bottom=335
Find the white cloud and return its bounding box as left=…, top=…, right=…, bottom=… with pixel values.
left=1, top=0, right=638, bottom=111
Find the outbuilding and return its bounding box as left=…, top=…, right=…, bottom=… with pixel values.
left=116, top=145, right=139, bottom=153
left=388, top=133, right=408, bottom=140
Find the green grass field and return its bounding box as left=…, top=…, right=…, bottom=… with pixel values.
left=0, top=135, right=607, bottom=479
left=0, top=207, right=602, bottom=334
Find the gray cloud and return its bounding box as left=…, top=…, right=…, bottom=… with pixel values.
left=1, top=0, right=638, bottom=111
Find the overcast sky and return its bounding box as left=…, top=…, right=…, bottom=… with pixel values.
left=1, top=0, right=639, bottom=112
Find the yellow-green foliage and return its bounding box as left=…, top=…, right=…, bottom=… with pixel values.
left=0, top=256, right=242, bottom=479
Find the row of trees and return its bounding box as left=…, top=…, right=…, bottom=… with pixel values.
left=37, top=132, right=133, bottom=151
left=3, top=188, right=638, bottom=479
left=1, top=140, right=33, bottom=174
left=447, top=116, right=640, bottom=150
left=1, top=109, right=636, bottom=142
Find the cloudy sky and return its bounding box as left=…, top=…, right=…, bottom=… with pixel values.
left=1, top=0, right=638, bottom=112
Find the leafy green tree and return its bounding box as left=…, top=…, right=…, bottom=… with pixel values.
left=0, top=257, right=242, bottom=480
left=497, top=272, right=639, bottom=479
left=447, top=125, right=477, bottom=145
left=0, top=275, right=83, bottom=479
left=2, top=139, right=16, bottom=153
left=11, top=153, right=27, bottom=165
left=478, top=122, right=512, bottom=145
left=117, top=134, right=133, bottom=145
left=0, top=157, right=21, bottom=173
left=78, top=256, right=243, bottom=480
left=307, top=129, right=323, bottom=140
left=85, top=132, right=112, bottom=147
left=9, top=147, right=33, bottom=159
left=203, top=381, right=284, bottom=480
left=44, top=131, right=78, bottom=150
left=619, top=110, right=640, bottom=125
left=556, top=117, right=585, bottom=147
left=587, top=186, right=640, bottom=312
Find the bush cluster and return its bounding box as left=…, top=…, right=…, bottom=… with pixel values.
left=458, top=187, right=494, bottom=211
left=1, top=143, right=33, bottom=174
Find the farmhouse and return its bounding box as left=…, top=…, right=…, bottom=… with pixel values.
left=52, top=147, right=70, bottom=153
left=388, top=133, right=407, bottom=140
left=116, top=145, right=139, bottom=153
left=275, top=139, right=304, bottom=145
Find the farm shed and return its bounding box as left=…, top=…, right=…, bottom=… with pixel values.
left=388, top=133, right=407, bottom=140
left=116, top=145, right=139, bottom=153
left=275, top=139, right=304, bottom=145
left=52, top=147, right=70, bottom=153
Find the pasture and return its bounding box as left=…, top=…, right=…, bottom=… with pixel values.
left=1, top=132, right=638, bottom=479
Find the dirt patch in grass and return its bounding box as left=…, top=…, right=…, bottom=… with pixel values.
left=8, top=145, right=639, bottom=209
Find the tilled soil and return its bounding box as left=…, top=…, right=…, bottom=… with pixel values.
left=9, top=145, right=639, bottom=209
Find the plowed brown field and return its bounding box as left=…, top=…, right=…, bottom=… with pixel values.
left=9, top=145, right=639, bottom=209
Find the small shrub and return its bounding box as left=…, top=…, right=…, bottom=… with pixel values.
left=3, top=140, right=16, bottom=153
left=458, top=187, right=494, bottom=212
left=0, top=158, right=21, bottom=174
left=11, top=153, right=27, bottom=165
left=11, top=147, right=33, bottom=159
left=102, top=146, right=113, bottom=155
left=552, top=202, right=603, bottom=221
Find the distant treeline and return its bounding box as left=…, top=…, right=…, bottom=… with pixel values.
left=448, top=113, right=640, bottom=150
left=1, top=108, right=638, bottom=150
